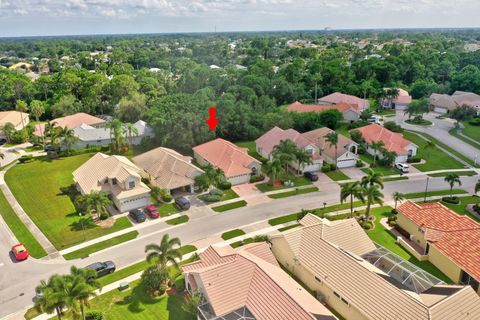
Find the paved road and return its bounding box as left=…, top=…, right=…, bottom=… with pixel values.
left=394, top=111, right=480, bottom=163
left=1, top=175, right=479, bottom=318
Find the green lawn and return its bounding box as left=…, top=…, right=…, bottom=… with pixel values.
left=278, top=224, right=300, bottom=232
left=5, top=154, right=134, bottom=249
left=402, top=131, right=465, bottom=171
left=404, top=189, right=467, bottom=199
left=462, top=121, right=480, bottom=142
left=449, top=128, right=480, bottom=149
left=221, top=228, right=246, bottom=240
left=221, top=189, right=239, bottom=201
left=324, top=170, right=350, bottom=181
left=165, top=215, right=189, bottom=225
left=230, top=237, right=254, bottom=248
left=383, top=176, right=409, bottom=182
left=366, top=207, right=452, bottom=283
left=268, top=186, right=319, bottom=199
left=335, top=123, right=350, bottom=137
left=234, top=141, right=265, bottom=162
left=427, top=170, right=478, bottom=178
left=256, top=177, right=312, bottom=192
left=63, top=231, right=139, bottom=260
left=405, top=119, right=432, bottom=126
left=361, top=166, right=399, bottom=176
left=157, top=203, right=180, bottom=218
left=0, top=189, right=47, bottom=258
left=212, top=200, right=247, bottom=212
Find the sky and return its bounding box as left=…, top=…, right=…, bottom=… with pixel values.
left=1, top=0, right=479, bottom=37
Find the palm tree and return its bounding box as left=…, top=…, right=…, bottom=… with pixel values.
left=294, top=148, right=313, bottom=174
left=30, top=100, right=46, bottom=146
left=272, top=139, right=298, bottom=173
left=145, top=234, right=182, bottom=281
left=69, top=267, right=101, bottom=320
left=3, top=122, right=15, bottom=144
left=182, top=291, right=203, bottom=316
left=122, top=122, right=139, bottom=146
left=444, top=173, right=462, bottom=199
left=106, top=119, right=125, bottom=153
left=475, top=180, right=480, bottom=195
left=340, top=181, right=365, bottom=217
left=60, top=127, right=78, bottom=153
left=262, top=158, right=283, bottom=186
left=35, top=275, right=68, bottom=320
left=324, top=131, right=339, bottom=169
left=369, top=141, right=385, bottom=167
left=76, top=191, right=112, bottom=219
left=16, top=100, right=29, bottom=129
left=361, top=169, right=384, bottom=189
left=392, top=192, right=405, bottom=210
left=383, top=88, right=400, bottom=109
left=202, top=164, right=225, bottom=189
left=363, top=185, right=384, bottom=219
left=45, top=122, right=60, bottom=147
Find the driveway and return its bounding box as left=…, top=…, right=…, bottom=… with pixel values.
left=394, top=111, right=480, bottom=163
left=232, top=183, right=271, bottom=206
left=340, top=166, right=366, bottom=180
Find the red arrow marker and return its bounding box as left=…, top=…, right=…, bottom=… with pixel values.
left=205, top=107, right=219, bottom=131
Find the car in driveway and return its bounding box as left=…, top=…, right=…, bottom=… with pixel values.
left=175, top=197, right=190, bottom=210
left=85, top=261, right=116, bottom=277
left=395, top=163, right=410, bottom=173
left=144, top=205, right=160, bottom=219
left=129, top=209, right=146, bottom=223
left=304, top=171, right=319, bottom=181
left=11, top=244, right=29, bottom=261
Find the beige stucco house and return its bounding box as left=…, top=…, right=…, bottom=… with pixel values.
left=73, top=153, right=151, bottom=213
left=270, top=214, right=480, bottom=320
left=0, top=111, right=29, bottom=138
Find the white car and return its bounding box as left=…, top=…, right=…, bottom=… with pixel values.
left=395, top=163, right=409, bottom=173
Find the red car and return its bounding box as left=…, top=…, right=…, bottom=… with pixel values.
left=144, top=205, right=160, bottom=219
left=12, top=244, right=29, bottom=261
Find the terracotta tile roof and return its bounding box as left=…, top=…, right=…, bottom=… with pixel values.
left=183, top=243, right=334, bottom=320
left=318, top=92, right=369, bottom=109
left=302, top=127, right=356, bottom=161
left=133, top=147, right=204, bottom=190
left=287, top=101, right=360, bottom=114
left=34, top=112, right=105, bottom=136
left=0, top=111, right=29, bottom=127
left=193, top=138, right=260, bottom=178
left=255, top=126, right=315, bottom=156
left=353, top=123, right=415, bottom=155
left=272, top=214, right=480, bottom=320
left=398, top=201, right=480, bottom=281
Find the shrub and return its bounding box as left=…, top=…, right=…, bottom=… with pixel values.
left=441, top=196, right=460, bottom=204
left=357, top=145, right=366, bottom=154
left=384, top=121, right=403, bottom=132
left=473, top=204, right=480, bottom=214
left=321, top=163, right=331, bottom=172
left=355, top=160, right=364, bottom=168
left=250, top=174, right=265, bottom=183
left=174, top=275, right=185, bottom=292
left=200, top=194, right=222, bottom=202
left=469, top=117, right=480, bottom=126
left=360, top=220, right=373, bottom=230
left=387, top=215, right=397, bottom=222
left=348, top=121, right=369, bottom=130
left=407, top=157, right=421, bottom=163
left=141, top=266, right=166, bottom=294
left=388, top=220, right=397, bottom=227
left=217, top=181, right=232, bottom=190
left=210, top=188, right=224, bottom=196
left=99, top=212, right=109, bottom=220
left=18, top=155, right=34, bottom=163
left=85, top=311, right=103, bottom=320
left=161, top=194, right=173, bottom=202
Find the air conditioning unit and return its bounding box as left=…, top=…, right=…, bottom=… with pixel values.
left=409, top=234, right=415, bottom=241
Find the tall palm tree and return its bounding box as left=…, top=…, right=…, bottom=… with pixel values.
left=369, top=141, right=385, bottom=167
left=340, top=181, right=365, bottom=217
left=76, top=191, right=112, bottom=219
left=324, top=131, right=339, bottom=169
left=60, top=127, right=78, bottom=153
left=145, top=234, right=182, bottom=281
left=122, top=122, right=139, bottom=146
left=363, top=185, right=384, bottom=219
left=45, top=122, right=60, bottom=147
left=392, top=192, right=405, bottom=210
left=69, top=267, right=101, bottom=320
left=272, top=139, right=298, bottom=173
left=444, top=173, right=462, bottom=199
left=383, top=88, right=400, bottom=109
left=475, top=180, right=480, bottom=195
left=35, top=275, right=68, bottom=320
left=3, top=122, right=15, bottom=144
left=67, top=275, right=97, bottom=320
left=30, top=100, right=46, bottom=146
left=294, top=148, right=313, bottom=174
left=203, top=164, right=225, bottom=189
left=361, top=169, right=384, bottom=189
left=106, top=119, right=125, bottom=153
left=263, top=158, right=283, bottom=186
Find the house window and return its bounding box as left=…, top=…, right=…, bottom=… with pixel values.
left=112, top=178, right=117, bottom=185
left=314, top=276, right=322, bottom=283
left=306, top=148, right=313, bottom=155
left=128, top=181, right=135, bottom=189
left=333, top=291, right=340, bottom=298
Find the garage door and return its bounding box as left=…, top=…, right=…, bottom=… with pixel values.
left=337, top=158, right=356, bottom=168
left=434, top=107, right=447, bottom=114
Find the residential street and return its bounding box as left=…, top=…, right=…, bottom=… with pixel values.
left=0, top=174, right=479, bottom=319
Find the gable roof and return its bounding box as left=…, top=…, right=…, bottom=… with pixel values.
left=384, top=88, right=412, bottom=105
left=182, top=243, right=335, bottom=320
left=398, top=200, right=480, bottom=281
left=255, top=126, right=315, bottom=156
left=452, top=91, right=480, bottom=107
left=133, top=147, right=204, bottom=190
left=272, top=214, right=480, bottom=320
left=0, top=111, right=29, bottom=127
left=302, top=127, right=356, bottom=161
left=34, top=112, right=105, bottom=136
left=74, top=120, right=151, bottom=142
left=193, top=138, right=260, bottom=178
left=287, top=101, right=361, bottom=114
left=318, top=92, right=369, bottom=109
left=353, top=123, right=415, bottom=155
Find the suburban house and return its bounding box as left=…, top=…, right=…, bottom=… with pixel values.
left=255, top=126, right=323, bottom=173
left=353, top=123, right=417, bottom=163
left=270, top=214, right=480, bottom=320
left=429, top=91, right=480, bottom=114
left=34, top=112, right=106, bottom=137
left=193, top=138, right=261, bottom=185
left=288, top=101, right=361, bottom=122
left=380, top=88, right=412, bottom=110
left=318, top=92, right=369, bottom=110
left=0, top=111, right=29, bottom=138
left=73, top=153, right=151, bottom=213
left=133, top=147, right=204, bottom=194
left=182, top=242, right=336, bottom=320
left=302, top=127, right=358, bottom=168
left=396, top=200, right=480, bottom=294
left=73, top=120, right=153, bottom=149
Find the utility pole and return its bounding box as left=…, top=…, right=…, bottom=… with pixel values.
left=423, top=177, right=430, bottom=202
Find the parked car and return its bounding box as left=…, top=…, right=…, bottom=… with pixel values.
left=11, top=243, right=29, bottom=261
left=129, top=209, right=146, bottom=223
left=395, top=163, right=410, bottom=173
left=175, top=197, right=190, bottom=210
left=304, top=171, right=319, bottom=181
left=85, top=261, right=116, bottom=277
left=144, top=205, right=160, bottom=219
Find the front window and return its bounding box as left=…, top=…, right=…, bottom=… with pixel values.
left=129, top=181, right=135, bottom=189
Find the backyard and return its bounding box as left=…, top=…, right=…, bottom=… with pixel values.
left=4, top=154, right=133, bottom=249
